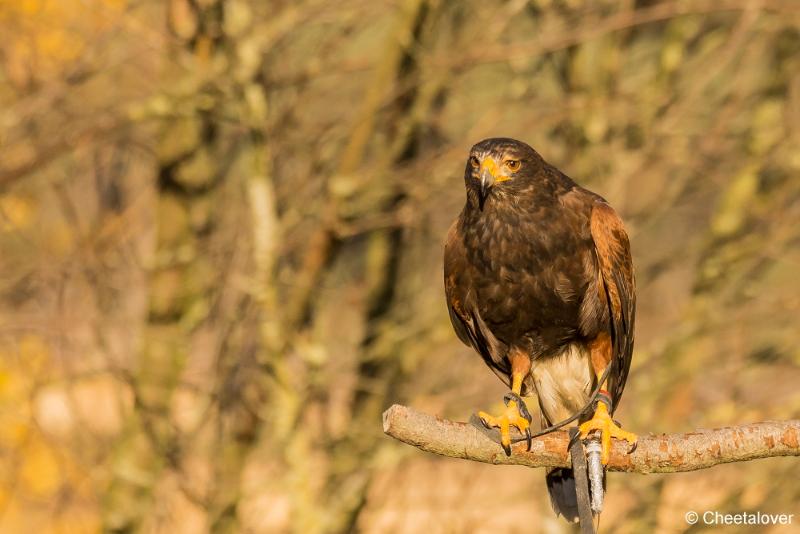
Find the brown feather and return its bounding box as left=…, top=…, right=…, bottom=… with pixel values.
left=588, top=201, right=636, bottom=410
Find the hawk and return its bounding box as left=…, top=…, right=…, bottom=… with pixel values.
left=444, top=138, right=637, bottom=521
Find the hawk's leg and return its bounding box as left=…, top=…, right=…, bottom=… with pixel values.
left=578, top=393, right=637, bottom=464
left=478, top=351, right=532, bottom=456
left=578, top=335, right=637, bottom=464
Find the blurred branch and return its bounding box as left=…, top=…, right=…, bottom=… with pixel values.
left=448, top=0, right=800, bottom=69
left=383, top=405, right=800, bottom=473
left=0, top=115, right=122, bottom=191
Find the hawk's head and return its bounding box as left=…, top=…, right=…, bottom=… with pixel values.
left=464, top=137, right=543, bottom=210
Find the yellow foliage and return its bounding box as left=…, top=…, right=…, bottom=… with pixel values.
left=18, top=436, right=61, bottom=499
left=0, top=0, right=128, bottom=81
left=0, top=342, right=99, bottom=527
left=0, top=418, right=29, bottom=448
left=0, top=428, right=99, bottom=533
left=0, top=194, right=35, bottom=231
left=44, top=224, right=76, bottom=257
left=711, top=165, right=759, bottom=238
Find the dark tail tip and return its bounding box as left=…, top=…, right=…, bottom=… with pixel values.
left=546, top=468, right=580, bottom=523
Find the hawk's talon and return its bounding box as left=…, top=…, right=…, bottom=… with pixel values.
left=578, top=401, right=637, bottom=465
left=478, top=393, right=532, bottom=455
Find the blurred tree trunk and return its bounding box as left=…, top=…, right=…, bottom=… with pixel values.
left=103, top=1, right=267, bottom=531
left=259, top=1, right=458, bottom=531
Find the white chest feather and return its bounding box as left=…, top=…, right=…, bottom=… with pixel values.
left=530, top=343, right=594, bottom=424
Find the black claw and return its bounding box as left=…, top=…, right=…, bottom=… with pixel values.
left=502, top=442, right=512, bottom=456
left=519, top=400, right=533, bottom=423
left=479, top=416, right=491, bottom=429
left=628, top=441, right=638, bottom=454
left=525, top=428, right=532, bottom=451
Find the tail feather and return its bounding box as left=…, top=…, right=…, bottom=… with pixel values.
left=545, top=468, right=580, bottom=523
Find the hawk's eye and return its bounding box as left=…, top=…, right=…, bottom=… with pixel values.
left=469, top=156, right=480, bottom=168
left=505, top=159, right=521, bottom=171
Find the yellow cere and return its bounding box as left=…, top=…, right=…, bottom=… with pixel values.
left=479, top=157, right=498, bottom=178
left=478, top=156, right=515, bottom=183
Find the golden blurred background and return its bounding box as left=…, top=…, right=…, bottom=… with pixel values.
left=1, top=0, right=799, bottom=532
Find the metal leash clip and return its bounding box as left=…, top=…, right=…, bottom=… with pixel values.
left=584, top=438, right=604, bottom=514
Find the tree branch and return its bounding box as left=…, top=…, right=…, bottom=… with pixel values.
left=382, top=405, right=800, bottom=473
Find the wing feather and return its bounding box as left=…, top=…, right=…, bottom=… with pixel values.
left=444, top=221, right=511, bottom=385
left=589, top=201, right=636, bottom=410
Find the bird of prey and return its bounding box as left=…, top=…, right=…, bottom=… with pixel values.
left=444, top=138, right=637, bottom=521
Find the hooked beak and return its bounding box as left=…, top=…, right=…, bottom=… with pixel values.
left=478, top=158, right=498, bottom=210
left=479, top=173, right=493, bottom=209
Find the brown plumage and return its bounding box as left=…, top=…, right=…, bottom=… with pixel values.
left=444, top=137, right=636, bottom=522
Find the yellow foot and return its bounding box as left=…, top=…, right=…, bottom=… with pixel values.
left=478, top=392, right=533, bottom=456
left=578, top=401, right=637, bottom=464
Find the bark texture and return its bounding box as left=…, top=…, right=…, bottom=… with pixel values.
left=383, top=405, right=800, bottom=473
